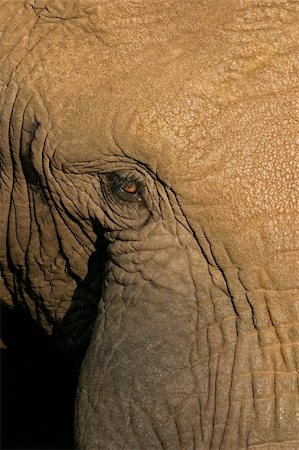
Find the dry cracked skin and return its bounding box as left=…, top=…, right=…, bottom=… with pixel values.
left=0, top=1, right=298, bottom=449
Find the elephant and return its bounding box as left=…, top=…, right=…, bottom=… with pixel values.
left=0, top=0, right=298, bottom=448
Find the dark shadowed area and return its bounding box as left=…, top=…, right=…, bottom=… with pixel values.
left=1, top=305, right=79, bottom=449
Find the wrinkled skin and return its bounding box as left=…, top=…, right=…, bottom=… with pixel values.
left=1, top=1, right=298, bottom=449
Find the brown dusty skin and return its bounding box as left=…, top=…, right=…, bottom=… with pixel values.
left=0, top=1, right=298, bottom=449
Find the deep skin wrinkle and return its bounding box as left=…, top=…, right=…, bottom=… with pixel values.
left=0, top=1, right=298, bottom=449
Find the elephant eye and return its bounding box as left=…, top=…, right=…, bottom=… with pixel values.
left=121, top=182, right=138, bottom=194
left=106, top=172, right=144, bottom=202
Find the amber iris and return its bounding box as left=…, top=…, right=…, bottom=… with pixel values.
left=122, top=182, right=138, bottom=194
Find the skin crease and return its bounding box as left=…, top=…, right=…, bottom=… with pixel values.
left=0, top=0, right=298, bottom=449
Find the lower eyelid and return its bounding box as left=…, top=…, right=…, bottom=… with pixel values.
left=120, top=189, right=143, bottom=202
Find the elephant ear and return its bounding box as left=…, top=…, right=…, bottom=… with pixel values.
left=0, top=2, right=108, bottom=361
left=0, top=1, right=37, bottom=308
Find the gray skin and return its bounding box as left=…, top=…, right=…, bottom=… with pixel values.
left=1, top=1, right=298, bottom=449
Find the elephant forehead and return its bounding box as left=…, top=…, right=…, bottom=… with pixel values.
left=113, top=79, right=298, bottom=220
left=29, top=0, right=296, bottom=132
left=29, top=0, right=297, bottom=221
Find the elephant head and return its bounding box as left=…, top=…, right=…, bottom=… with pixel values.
left=1, top=1, right=298, bottom=448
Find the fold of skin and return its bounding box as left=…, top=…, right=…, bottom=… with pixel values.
left=76, top=212, right=298, bottom=449
left=0, top=1, right=298, bottom=449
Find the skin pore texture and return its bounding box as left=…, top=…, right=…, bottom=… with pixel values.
left=0, top=0, right=298, bottom=449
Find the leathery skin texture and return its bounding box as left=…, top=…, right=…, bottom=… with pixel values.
left=0, top=1, right=298, bottom=449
